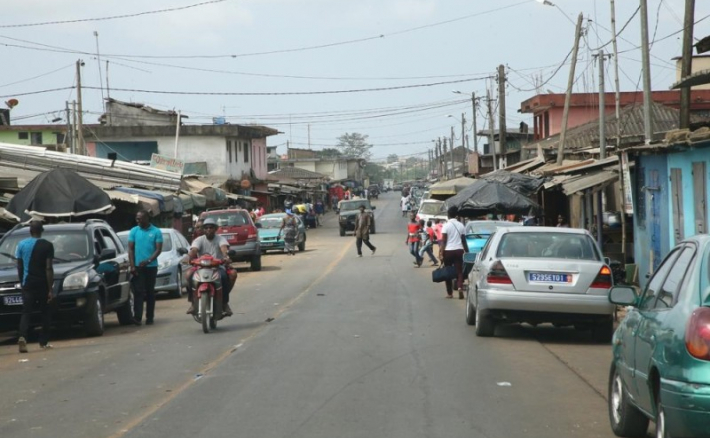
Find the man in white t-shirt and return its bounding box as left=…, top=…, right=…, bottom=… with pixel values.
left=438, top=206, right=469, bottom=299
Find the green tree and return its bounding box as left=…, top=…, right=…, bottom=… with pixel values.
left=387, top=154, right=399, bottom=164
left=336, top=132, right=372, bottom=159
left=364, top=163, right=386, bottom=184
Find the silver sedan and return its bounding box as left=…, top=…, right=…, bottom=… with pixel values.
left=466, top=226, right=615, bottom=341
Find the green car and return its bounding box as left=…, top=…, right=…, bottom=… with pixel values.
left=256, top=213, right=306, bottom=253
left=607, top=235, right=710, bottom=438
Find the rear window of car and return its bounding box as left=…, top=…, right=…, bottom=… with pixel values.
left=497, top=232, right=600, bottom=260
left=419, top=202, right=444, bottom=215
left=340, top=201, right=370, bottom=211
left=203, top=212, right=250, bottom=227
left=0, top=230, right=92, bottom=264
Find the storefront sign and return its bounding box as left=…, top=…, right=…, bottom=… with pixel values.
left=621, top=151, right=634, bottom=215
left=150, top=153, right=184, bottom=174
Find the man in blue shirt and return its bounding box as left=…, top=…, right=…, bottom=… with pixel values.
left=16, top=220, right=54, bottom=353
left=128, top=210, right=163, bottom=325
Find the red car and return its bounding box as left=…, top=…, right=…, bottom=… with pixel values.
left=199, top=208, right=261, bottom=271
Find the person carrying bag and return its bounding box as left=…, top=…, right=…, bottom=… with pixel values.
left=437, top=206, right=469, bottom=299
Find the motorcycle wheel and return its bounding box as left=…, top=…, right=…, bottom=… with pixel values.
left=200, top=294, right=210, bottom=334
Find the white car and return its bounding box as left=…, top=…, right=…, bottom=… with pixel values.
left=466, top=226, right=615, bottom=341
left=415, top=199, right=445, bottom=224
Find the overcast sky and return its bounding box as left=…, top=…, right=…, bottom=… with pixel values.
left=2, top=0, right=708, bottom=161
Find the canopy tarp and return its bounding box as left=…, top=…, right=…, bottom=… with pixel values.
left=113, top=187, right=174, bottom=212
left=7, top=168, right=114, bottom=222
left=480, top=170, right=545, bottom=197
left=444, top=179, right=541, bottom=218
left=428, top=177, right=476, bottom=197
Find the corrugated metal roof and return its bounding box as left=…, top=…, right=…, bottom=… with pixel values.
left=561, top=170, right=618, bottom=195
left=527, top=102, right=704, bottom=153
left=269, top=167, right=327, bottom=180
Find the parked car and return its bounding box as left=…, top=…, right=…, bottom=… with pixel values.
left=117, top=228, right=190, bottom=299
left=338, top=199, right=376, bottom=236
left=0, top=220, right=134, bottom=337
left=607, top=235, right=710, bottom=438
left=199, top=208, right=261, bottom=271
left=466, top=226, right=615, bottom=341
left=256, top=213, right=307, bottom=253
left=415, top=200, right=445, bottom=224
left=462, top=221, right=521, bottom=279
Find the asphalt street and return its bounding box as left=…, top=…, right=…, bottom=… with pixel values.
left=0, top=192, right=634, bottom=438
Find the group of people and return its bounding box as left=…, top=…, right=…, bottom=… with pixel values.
left=399, top=194, right=418, bottom=217
left=405, top=207, right=468, bottom=299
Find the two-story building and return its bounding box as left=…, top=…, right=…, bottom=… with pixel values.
left=277, top=148, right=365, bottom=184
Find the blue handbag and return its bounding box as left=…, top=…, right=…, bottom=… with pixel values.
left=432, top=265, right=457, bottom=283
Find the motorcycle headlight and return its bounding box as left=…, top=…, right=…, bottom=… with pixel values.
left=158, top=260, right=171, bottom=271
left=200, top=259, right=212, bottom=267
left=63, top=272, right=89, bottom=291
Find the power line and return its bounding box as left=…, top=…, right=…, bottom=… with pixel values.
left=0, top=0, right=227, bottom=28
left=0, top=64, right=73, bottom=88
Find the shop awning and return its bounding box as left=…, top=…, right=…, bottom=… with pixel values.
left=561, top=170, right=618, bottom=195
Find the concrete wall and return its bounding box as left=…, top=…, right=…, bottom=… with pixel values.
left=315, top=160, right=348, bottom=180
left=675, top=56, right=710, bottom=90
left=292, top=161, right=317, bottom=172
left=0, top=129, right=65, bottom=147
left=252, top=138, right=267, bottom=180
left=105, top=101, right=177, bottom=126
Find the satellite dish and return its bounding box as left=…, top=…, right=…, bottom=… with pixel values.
left=5, top=99, right=19, bottom=109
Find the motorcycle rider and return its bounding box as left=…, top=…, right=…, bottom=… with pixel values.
left=186, top=217, right=236, bottom=316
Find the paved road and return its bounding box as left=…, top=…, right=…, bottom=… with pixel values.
left=0, top=192, right=633, bottom=438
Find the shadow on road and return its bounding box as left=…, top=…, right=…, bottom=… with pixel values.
left=493, top=323, right=601, bottom=345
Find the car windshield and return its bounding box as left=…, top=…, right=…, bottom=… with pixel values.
left=466, top=221, right=521, bottom=236
left=117, top=232, right=172, bottom=252
left=258, top=216, right=285, bottom=229
left=497, top=232, right=600, bottom=260
left=203, top=212, right=249, bottom=227
left=0, top=230, right=92, bottom=264
left=419, top=202, right=444, bottom=215
left=340, top=201, right=370, bottom=211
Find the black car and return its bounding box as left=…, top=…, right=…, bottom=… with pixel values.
left=0, top=219, right=134, bottom=337
left=367, top=185, right=380, bottom=199
left=338, top=199, right=376, bottom=236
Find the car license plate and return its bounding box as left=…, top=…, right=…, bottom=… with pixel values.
left=262, top=242, right=274, bottom=247
left=3, top=295, right=23, bottom=306
left=528, top=273, right=571, bottom=283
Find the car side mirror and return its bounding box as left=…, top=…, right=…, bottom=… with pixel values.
left=99, top=248, right=116, bottom=261
left=609, top=285, right=638, bottom=306
left=604, top=257, right=611, bottom=265
left=177, top=247, right=188, bottom=256
left=255, top=222, right=263, bottom=229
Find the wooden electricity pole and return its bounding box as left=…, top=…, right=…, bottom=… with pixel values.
left=557, top=13, right=584, bottom=165
left=498, top=65, right=507, bottom=168
left=680, top=0, right=696, bottom=129
left=76, top=59, right=85, bottom=156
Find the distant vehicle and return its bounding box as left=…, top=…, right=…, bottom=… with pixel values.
left=415, top=200, right=445, bottom=224
left=607, top=235, right=710, bottom=438
left=367, top=185, right=380, bottom=199
left=118, top=228, right=190, bottom=299
left=199, top=208, right=261, bottom=271
left=0, top=220, right=134, bottom=337
left=338, top=199, right=376, bottom=236
left=256, top=213, right=307, bottom=253
left=383, top=179, right=394, bottom=191
left=463, top=221, right=521, bottom=259
left=466, top=226, right=615, bottom=341
left=393, top=183, right=403, bottom=192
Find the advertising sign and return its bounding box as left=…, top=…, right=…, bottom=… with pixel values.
left=621, top=151, right=634, bottom=215
left=150, top=153, right=184, bottom=174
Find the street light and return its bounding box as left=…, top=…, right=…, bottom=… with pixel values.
left=536, top=0, right=576, bottom=26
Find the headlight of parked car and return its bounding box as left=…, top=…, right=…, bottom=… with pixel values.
left=158, top=260, right=171, bottom=271
left=63, top=272, right=89, bottom=291
left=339, top=215, right=347, bottom=222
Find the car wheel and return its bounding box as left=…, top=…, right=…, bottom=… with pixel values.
left=474, top=293, right=495, bottom=337
left=116, top=289, right=136, bottom=326
left=608, top=363, right=649, bottom=437
left=169, top=270, right=183, bottom=299
left=84, top=294, right=104, bottom=337
left=298, top=236, right=306, bottom=252
left=339, top=226, right=345, bottom=237
left=251, top=253, right=262, bottom=271
left=655, top=392, right=668, bottom=438
left=592, top=316, right=614, bottom=343
left=465, top=291, right=476, bottom=326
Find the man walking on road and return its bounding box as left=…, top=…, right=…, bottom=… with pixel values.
left=439, top=207, right=468, bottom=299
left=354, top=205, right=376, bottom=257
left=16, top=220, right=54, bottom=353
left=128, top=210, right=163, bottom=326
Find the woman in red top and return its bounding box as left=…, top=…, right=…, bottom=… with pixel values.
left=405, top=216, right=423, bottom=267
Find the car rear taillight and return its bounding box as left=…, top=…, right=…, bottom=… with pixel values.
left=487, top=261, right=512, bottom=285
left=247, top=226, right=258, bottom=242
left=686, top=307, right=710, bottom=361
left=590, top=266, right=613, bottom=289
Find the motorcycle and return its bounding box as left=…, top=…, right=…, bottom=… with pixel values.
left=190, top=254, right=230, bottom=333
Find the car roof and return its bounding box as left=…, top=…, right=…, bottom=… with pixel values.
left=500, top=226, right=592, bottom=236
left=260, top=213, right=287, bottom=218
left=202, top=208, right=248, bottom=215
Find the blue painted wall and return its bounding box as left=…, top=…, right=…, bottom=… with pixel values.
left=667, top=149, right=710, bottom=242
left=633, top=154, right=669, bottom=288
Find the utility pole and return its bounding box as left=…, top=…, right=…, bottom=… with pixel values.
left=471, top=93, right=479, bottom=154
left=597, top=50, right=607, bottom=249
left=174, top=110, right=181, bottom=159
left=557, top=13, right=584, bottom=165
left=461, top=112, right=467, bottom=173
left=76, top=59, right=85, bottom=156
left=308, top=124, right=311, bottom=149
left=65, top=101, right=73, bottom=154
left=105, top=60, right=112, bottom=125
left=450, top=126, right=455, bottom=178
left=680, top=0, right=696, bottom=129
left=640, top=0, right=654, bottom=143
left=486, top=89, right=497, bottom=171
left=498, top=65, right=507, bottom=168
left=442, top=137, right=448, bottom=179
left=610, top=0, right=627, bottom=264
